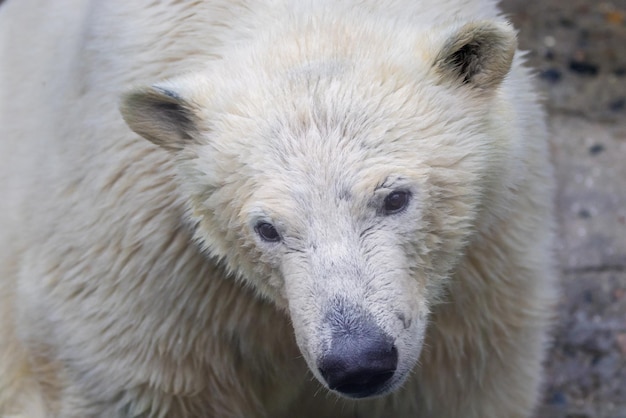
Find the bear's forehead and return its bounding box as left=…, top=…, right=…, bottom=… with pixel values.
left=243, top=144, right=416, bottom=214
left=229, top=83, right=427, bottom=156
left=244, top=122, right=411, bottom=190
left=208, top=77, right=466, bottom=202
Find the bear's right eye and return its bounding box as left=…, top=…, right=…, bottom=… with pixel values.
left=255, top=221, right=281, bottom=243
left=382, top=190, right=411, bottom=215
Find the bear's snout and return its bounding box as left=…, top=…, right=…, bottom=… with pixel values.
left=317, top=319, right=397, bottom=398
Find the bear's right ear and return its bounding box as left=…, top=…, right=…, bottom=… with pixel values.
left=120, top=85, right=200, bottom=152
left=433, top=21, right=517, bottom=92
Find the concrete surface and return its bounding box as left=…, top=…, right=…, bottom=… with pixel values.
left=500, top=1, right=626, bottom=416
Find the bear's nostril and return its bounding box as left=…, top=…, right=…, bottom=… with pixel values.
left=326, top=368, right=395, bottom=396
left=318, top=335, right=398, bottom=398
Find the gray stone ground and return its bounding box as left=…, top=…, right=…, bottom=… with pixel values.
left=499, top=1, right=626, bottom=417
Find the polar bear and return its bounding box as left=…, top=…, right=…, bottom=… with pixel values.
left=0, top=0, right=556, bottom=417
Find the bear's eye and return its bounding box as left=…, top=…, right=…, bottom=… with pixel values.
left=382, top=190, right=411, bottom=215
left=255, top=221, right=281, bottom=243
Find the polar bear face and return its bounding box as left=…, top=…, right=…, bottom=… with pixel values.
left=121, top=21, right=516, bottom=398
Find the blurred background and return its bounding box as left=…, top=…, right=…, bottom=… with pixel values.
left=499, top=1, right=626, bottom=417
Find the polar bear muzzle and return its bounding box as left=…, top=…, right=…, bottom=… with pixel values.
left=316, top=300, right=398, bottom=398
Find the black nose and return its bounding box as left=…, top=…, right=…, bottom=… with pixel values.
left=318, top=327, right=398, bottom=398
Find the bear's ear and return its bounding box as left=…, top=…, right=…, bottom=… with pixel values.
left=120, top=85, right=200, bottom=152
left=433, top=21, right=517, bottom=91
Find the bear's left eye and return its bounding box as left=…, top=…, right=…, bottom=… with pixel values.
left=255, top=221, right=281, bottom=243
left=382, top=190, right=411, bottom=215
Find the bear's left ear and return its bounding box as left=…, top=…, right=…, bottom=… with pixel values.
left=120, top=84, right=201, bottom=152
left=433, top=21, right=517, bottom=92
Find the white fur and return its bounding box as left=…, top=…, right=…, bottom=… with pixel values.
left=0, top=0, right=556, bottom=417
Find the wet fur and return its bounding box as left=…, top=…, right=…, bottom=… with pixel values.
left=0, top=0, right=556, bottom=416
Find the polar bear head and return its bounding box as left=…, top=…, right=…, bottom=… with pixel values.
left=121, top=20, right=517, bottom=399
